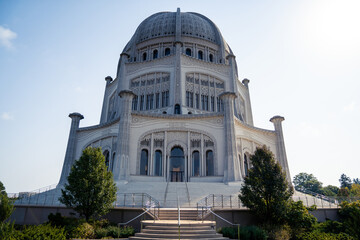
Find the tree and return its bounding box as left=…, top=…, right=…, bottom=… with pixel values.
left=293, top=172, right=323, bottom=194
left=339, top=174, right=352, bottom=189
left=239, top=145, right=294, bottom=225
left=339, top=200, right=360, bottom=239
left=59, top=147, right=117, bottom=221
left=321, top=185, right=339, bottom=197
left=286, top=200, right=317, bottom=237
left=353, top=178, right=360, bottom=185
left=0, top=181, right=14, bottom=223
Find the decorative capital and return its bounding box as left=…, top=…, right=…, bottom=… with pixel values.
left=270, top=115, right=285, bottom=123
left=219, top=91, right=237, bottom=100
left=242, top=78, right=250, bottom=87
left=174, top=41, right=183, bottom=47
left=68, top=112, right=84, bottom=120
left=105, top=76, right=113, bottom=83
left=226, top=53, right=236, bottom=59
left=120, top=52, right=130, bottom=58
left=119, top=90, right=135, bottom=98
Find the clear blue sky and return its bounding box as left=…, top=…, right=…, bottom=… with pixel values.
left=1, top=0, right=359, bottom=193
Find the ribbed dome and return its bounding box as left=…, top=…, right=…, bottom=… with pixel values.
left=133, top=11, right=222, bottom=45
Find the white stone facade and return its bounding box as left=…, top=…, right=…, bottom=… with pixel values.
left=58, top=8, right=291, bottom=187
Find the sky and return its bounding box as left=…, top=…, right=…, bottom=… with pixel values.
left=0, top=0, right=359, bottom=193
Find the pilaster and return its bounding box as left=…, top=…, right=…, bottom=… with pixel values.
left=220, top=92, right=241, bottom=183
left=100, top=76, right=113, bottom=123
left=113, top=90, right=135, bottom=182
left=59, top=112, right=84, bottom=185
left=270, top=115, right=291, bottom=183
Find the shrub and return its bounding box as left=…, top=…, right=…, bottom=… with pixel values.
left=339, top=200, right=360, bottom=239
left=0, top=222, right=23, bottom=240
left=219, top=226, right=267, bottom=240
left=315, top=220, right=344, bottom=234
left=105, top=225, right=135, bottom=238
left=70, top=222, right=95, bottom=239
left=95, top=227, right=109, bottom=238
left=21, top=224, right=66, bottom=240
left=264, top=224, right=291, bottom=240
left=299, top=231, right=355, bottom=240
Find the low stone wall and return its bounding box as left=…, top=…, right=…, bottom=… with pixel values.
left=9, top=205, right=340, bottom=231
left=9, top=205, right=150, bottom=231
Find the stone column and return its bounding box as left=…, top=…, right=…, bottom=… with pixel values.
left=242, top=78, right=254, bottom=125
left=100, top=76, right=113, bottom=123
left=59, top=112, right=84, bottom=185
left=270, top=116, right=291, bottom=183
left=220, top=92, right=241, bottom=183
left=116, top=53, right=130, bottom=93
left=113, top=90, right=135, bottom=182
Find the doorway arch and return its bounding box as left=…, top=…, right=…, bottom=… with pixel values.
left=169, top=146, right=185, bottom=182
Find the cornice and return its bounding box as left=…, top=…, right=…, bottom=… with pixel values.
left=131, top=111, right=224, bottom=120
left=234, top=117, right=275, bottom=135
left=77, top=117, right=120, bottom=132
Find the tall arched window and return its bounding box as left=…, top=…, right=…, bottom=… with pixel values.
left=244, top=154, right=249, bottom=177
left=153, top=49, right=158, bottom=59
left=185, top=48, right=192, bottom=56
left=174, top=104, right=181, bottom=114
left=142, top=52, right=147, bottom=61
left=154, top=150, right=162, bottom=176
left=140, top=149, right=149, bottom=175
left=209, top=54, right=213, bottom=62
left=198, top=50, right=203, bottom=60
left=192, top=151, right=200, bottom=177
left=103, top=150, right=110, bottom=170
left=164, top=48, right=170, bottom=56
left=111, top=152, right=116, bottom=172
left=206, top=150, right=214, bottom=176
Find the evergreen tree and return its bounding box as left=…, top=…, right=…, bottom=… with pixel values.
left=59, top=147, right=117, bottom=221
left=239, top=145, right=293, bottom=225
left=0, top=181, right=14, bottom=223
left=339, top=174, right=352, bottom=189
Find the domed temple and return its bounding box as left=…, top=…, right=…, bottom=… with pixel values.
left=57, top=8, right=291, bottom=206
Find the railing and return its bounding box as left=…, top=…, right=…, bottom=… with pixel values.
left=208, top=209, right=241, bottom=240
left=8, top=183, right=58, bottom=199
left=177, top=194, right=181, bottom=240
left=114, top=193, right=160, bottom=220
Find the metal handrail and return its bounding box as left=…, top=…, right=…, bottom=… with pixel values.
left=117, top=208, right=151, bottom=238
left=208, top=209, right=241, bottom=240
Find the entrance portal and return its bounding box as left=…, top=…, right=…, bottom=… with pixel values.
left=169, top=147, right=185, bottom=182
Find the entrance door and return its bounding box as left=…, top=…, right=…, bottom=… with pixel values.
left=169, top=147, right=185, bottom=182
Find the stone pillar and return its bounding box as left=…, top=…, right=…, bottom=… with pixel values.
left=113, top=90, right=135, bottom=182
left=100, top=76, right=113, bottom=123
left=241, top=78, right=254, bottom=125
left=220, top=92, right=241, bottom=183
left=59, top=112, right=84, bottom=185
left=116, top=53, right=130, bottom=93
left=270, top=116, right=291, bottom=183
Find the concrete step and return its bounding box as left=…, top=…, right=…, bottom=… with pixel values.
left=133, top=232, right=225, bottom=239
left=142, top=229, right=216, bottom=234
left=129, top=237, right=228, bottom=240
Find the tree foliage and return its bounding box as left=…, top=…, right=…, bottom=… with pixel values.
left=59, top=147, right=117, bottom=221
left=293, top=172, right=323, bottom=193
left=339, top=174, right=352, bottom=189
left=239, top=145, right=293, bottom=225
left=0, top=181, right=14, bottom=223
left=321, top=185, right=339, bottom=196
left=339, top=200, right=360, bottom=239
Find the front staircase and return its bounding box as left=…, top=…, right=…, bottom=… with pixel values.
left=129, top=208, right=229, bottom=240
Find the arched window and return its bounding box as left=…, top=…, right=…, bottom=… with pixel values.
left=103, top=150, right=110, bottom=170
left=192, top=151, right=200, bottom=177
left=111, top=152, right=116, bottom=172
left=154, top=150, right=162, bottom=176
left=174, top=104, right=181, bottom=114
left=206, top=150, right=214, bottom=176
left=140, top=149, right=149, bottom=175
left=153, top=49, right=158, bottom=59
left=244, top=154, right=249, bottom=177
left=198, top=50, right=203, bottom=60
left=185, top=48, right=192, bottom=56
left=142, top=52, right=147, bottom=61
left=164, top=48, right=170, bottom=56
left=209, top=54, right=213, bottom=62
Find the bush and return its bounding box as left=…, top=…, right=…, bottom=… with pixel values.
left=219, top=226, right=267, bottom=240
left=95, top=227, right=109, bottom=238
left=70, top=222, right=95, bottom=239
left=20, top=224, right=66, bottom=240
left=339, top=200, right=360, bottom=239
left=105, top=225, right=135, bottom=238
left=315, top=220, right=344, bottom=234
left=264, top=224, right=291, bottom=240
left=0, top=222, right=23, bottom=240
left=299, top=231, right=355, bottom=240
